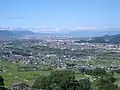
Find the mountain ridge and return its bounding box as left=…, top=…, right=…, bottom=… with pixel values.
left=0, top=29, right=120, bottom=38
left=75, top=34, right=120, bottom=44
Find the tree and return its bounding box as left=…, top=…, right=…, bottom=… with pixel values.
left=32, top=76, right=51, bottom=89
left=32, top=70, right=91, bottom=90
left=107, top=75, right=117, bottom=83
left=78, top=78, right=91, bottom=90
left=81, top=68, right=106, bottom=76
left=0, top=76, right=8, bottom=90
left=0, top=76, right=4, bottom=86
left=91, top=68, right=106, bottom=76
left=92, top=75, right=119, bottom=90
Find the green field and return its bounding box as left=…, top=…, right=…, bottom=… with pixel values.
left=0, top=60, right=51, bottom=88
left=0, top=60, right=85, bottom=88
left=1, top=59, right=120, bottom=89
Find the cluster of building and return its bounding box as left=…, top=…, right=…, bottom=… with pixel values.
left=0, top=37, right=120, bottom=72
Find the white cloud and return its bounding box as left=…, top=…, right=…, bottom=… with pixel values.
left=69, top=26, right=116, bottom=31
left=76, top=26, right=97, bottom=30
left=30, top=28, right=60, bottom=33
left=0, top=26, right=119, bottom=33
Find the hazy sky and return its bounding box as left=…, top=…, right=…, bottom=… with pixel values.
left=0, top=0, right=120, bottom=30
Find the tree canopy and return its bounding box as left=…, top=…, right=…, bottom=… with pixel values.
left=32, top=70, right=91, bottom=90
left=92, top=75, right=119, bottom=90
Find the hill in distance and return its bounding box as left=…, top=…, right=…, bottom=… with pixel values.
left=0, top=30, right=49, bottom=37
left=0, top=30, right=15, bottom=36
left=75, top=34, right=120, bottom=44
left=1, top=29, right=120, bottom=44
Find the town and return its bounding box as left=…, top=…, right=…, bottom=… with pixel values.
left=0, top=37, right=120, bottom=73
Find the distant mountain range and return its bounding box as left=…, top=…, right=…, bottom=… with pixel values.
left=1, top=29, right=120, bottom=44
left=0, top=29, right=120, bottom=38
left=66, top=30, right=120, bottom=37
left=0, top=30, right=48, bottom=37
left=0, top=30, right=14, bottom=36
left=75, top=34, right=120, bottom=44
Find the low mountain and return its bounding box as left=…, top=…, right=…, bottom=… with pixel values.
left=75, top=34, right=120, bottom=44
left=68, top=30, right=120, bottom=37
left=0, top=30, right=52, bottom=38
left=0, top=30, right=15, bottom=36
left=108, top=34, right=120, bottom=44
left=11, top=30, right=35, bottom=36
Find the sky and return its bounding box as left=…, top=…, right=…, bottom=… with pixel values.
left=0, top=0, right=120, bottom=32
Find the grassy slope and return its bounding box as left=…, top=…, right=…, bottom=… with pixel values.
left=0, top=60, right=50, bottom=88
left=0, top=60, right=84, bottom=88
left=1, top=60, right=120, bottom=88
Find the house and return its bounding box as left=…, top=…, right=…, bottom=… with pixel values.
left=12, top=82, right=31, bottom=90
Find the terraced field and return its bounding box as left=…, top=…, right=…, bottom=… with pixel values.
left=0, top=60, right=50, bottom=88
